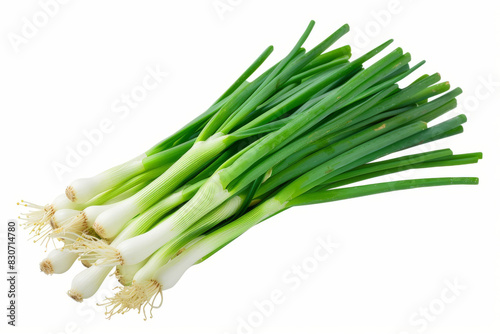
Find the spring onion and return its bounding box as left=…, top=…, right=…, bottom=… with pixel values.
left=19, top=21, right=481, bottom=319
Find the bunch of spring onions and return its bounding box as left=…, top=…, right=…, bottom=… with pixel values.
left=20, top=21, right=482, bottom=319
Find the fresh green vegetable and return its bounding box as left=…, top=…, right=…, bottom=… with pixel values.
left=19, top=21, right=481, bottom=320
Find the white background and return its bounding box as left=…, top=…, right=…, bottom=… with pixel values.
left=1, top=1, right=499, bottom=333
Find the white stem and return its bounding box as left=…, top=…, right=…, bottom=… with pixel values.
left=52, top=194, right=85, bottom=211
left=116, top=258, right=148, bottom=286
left=93, top=198, right=139, bottom=239
left=66, top=155, right=146, bottom=203
left=68, top=265, right=112, bottom=301
left=154, top=238, right=210, bottom=290
left=83, top=203, right=117, bottom=229
left=40, top=248, right=78, bottom=274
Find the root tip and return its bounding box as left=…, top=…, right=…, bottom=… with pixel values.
left=93, top=223, right=107, bottom=239
left=67, top=289, right=83, bottom=303
left=65, top=186, right=77, bottom=202
left=81, top=259, right=92, bottom=268
left=40, top=259, right=54, bottom=275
